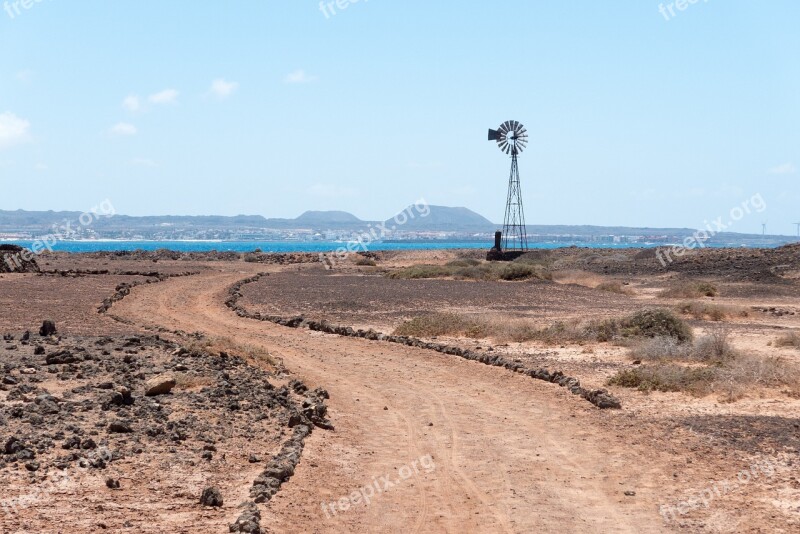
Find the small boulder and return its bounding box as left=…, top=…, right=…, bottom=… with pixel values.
left=46, top=350, right=78, bottom=365
left=144, top=375, right=176, bottom=397
left=200, top=487, right=223, bottom=507
left=39, top=320, right=57, bottom=337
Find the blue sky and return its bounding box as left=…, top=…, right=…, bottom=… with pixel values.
left=0, top=0, right=798, bottom=234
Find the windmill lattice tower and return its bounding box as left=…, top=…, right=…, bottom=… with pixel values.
left=488, top=120, right=529, bottom=251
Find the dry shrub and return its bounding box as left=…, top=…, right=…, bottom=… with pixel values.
left=393, top=309, right=690, bottom=345
left=387, top=264, right=451, bottom=279
left=659, top=281, right=719, bottom=298
left=692, top=327, right=739, bottom=362
left=715, top=355, right=800, bottom=401
left=612, top=326, right=800, bottom=399
left=595, top=281, right=634, bottom=295
left=446, top=259, right=480, bottom=268
left=629, top=326, right=736, bottom=363
left=675, top=301, right=749, bottom=321
left=608, top=364, right=716, bottom=395
left=387, top=262, right=551, bottom=282
left=393, top=313, right=488, bottom=338
left=776, top=332, right=800, bottom=350
left=589, top=309, right=693, bottom=343
left=355, top=257, right=377, bottom=267
left=392, top=313, right=585, bottom=343
left=629, top=336, right=693, bottom=361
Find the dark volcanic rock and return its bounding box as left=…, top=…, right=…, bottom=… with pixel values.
left=39, top=320, right=57, bottom=337
left=229, top=502, right=262, bottom=533
left=46, top=350, right=78, bottom=365
left=200, top=487, right=223, bottom=507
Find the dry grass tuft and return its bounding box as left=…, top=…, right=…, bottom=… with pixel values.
left=355, top=257, right=377, bottom=267
left=608, top=364, right=716, bottom=395
left=675, top=301, right=749, bottom=321
left=630, top=326, right=737, bottom=363
left=610, top=326, right=800, bottom=399
left=589, top=309, right=693, bottom=343
left=659, top=281, right=719, bottom=298
left=595, top=281, right=634, bottom=295
left=776, top=332, right=800, bottom=350
left=387, top=261, right=551, bottom=282
left=393, top=308, right=691, bottom=345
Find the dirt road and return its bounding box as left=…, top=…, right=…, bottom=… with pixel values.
left=113, top=265, right=672, bottom=533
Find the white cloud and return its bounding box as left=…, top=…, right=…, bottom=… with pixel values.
left=149, top=89, right=179, bottom=105
left=123, top=95, right=141, bottom=112
left=210, top=78, right=239, bottom=99
left=0, top=112, right=31, bottom=149
left=110, top=122, right=137, bottom=136
left=284, top=69, right=317, bottom=84
left=769, top=162, right=796, bottom=175
left=34, top=163, right=48, bottom=172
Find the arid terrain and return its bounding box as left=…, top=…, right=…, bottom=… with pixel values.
left=1, top=245, right=799, bottom=533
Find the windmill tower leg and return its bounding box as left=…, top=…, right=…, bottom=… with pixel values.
left=502, top=153, right=528, bottom=252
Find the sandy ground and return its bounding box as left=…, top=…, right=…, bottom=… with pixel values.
left=2, top=248, right=799, bottom=532
left=113, top=261, right=800, bottom=533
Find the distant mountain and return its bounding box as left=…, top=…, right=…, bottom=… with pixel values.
left=295, top=211, right=364, bottom=225
left=385, top=206, right=495, bottom=232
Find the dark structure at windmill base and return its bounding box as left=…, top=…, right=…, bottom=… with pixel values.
left=487, top=231, right=527, bottom=261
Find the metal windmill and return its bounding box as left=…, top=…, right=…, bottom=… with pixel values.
left=488, top=120, right=529, bottom=251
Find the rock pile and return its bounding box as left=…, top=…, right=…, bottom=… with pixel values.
left=0, top=244, right=40, bottom=273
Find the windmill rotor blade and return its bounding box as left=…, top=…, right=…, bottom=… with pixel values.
left=502, top=120, right=512, bottom=133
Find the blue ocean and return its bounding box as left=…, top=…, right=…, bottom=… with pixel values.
left=3, top=240, right=773, bottom=254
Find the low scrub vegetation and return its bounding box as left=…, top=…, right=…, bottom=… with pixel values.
left=355, top=257, right=377, bottom=267
left=776, top=332, right=800, bottom=350
left=595, top=281, right=634, bottom=295
left=610, top=326, right=799, bottom=399
left=659, top=281, right=719, bottom=298
left=608, top=365, right=716, bottom=395
left=629, top=326, right=736, bottom=363
left=675, top=301, right=749, bottom=321
left=393, top=308, right=691, bottom=345
left=589, top=309, right=693, bottom=343
left=387, top=261, right=551, bottom=282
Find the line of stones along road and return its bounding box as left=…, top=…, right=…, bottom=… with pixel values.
left=226, top=273, right=622, bottom=410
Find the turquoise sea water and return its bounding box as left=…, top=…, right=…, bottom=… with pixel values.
left=3, top=240, right=775, bottom=254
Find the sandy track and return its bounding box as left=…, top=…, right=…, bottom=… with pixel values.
left=113, top=265, right=671, bottom=533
